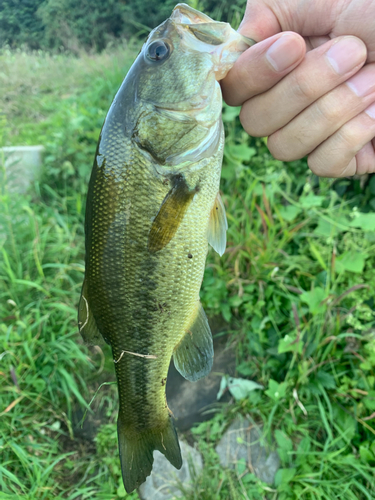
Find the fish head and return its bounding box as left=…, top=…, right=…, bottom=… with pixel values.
left=127, top=3, right=255, bottom=167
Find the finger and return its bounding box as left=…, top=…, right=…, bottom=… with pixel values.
left=239, top=0, right=337, bottom=40
left=307, top=102, right=375, bottom=177
left=355, top=140, right=375, bottom=175
left=305, top=35, right=332, bottom=51
left=221, top=32, right=306, bottom=106
left=237, top=1, right=282, bottom=41
left=240, top=36, right=367, bottom=137
left=267, top=63, right=375, bottom=161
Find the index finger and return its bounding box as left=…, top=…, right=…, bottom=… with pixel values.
left=221, top=32, right=306, bottom=106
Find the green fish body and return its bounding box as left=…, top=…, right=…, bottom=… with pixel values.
left=78, top=4, right=255, bottom=493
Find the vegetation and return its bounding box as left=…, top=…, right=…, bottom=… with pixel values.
left=1, top=42, right=375, bottom=500
left=0, top=0, right=245, bottom=52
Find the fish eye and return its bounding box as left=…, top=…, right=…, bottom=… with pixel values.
left=146, top=41, right=170, bottom=62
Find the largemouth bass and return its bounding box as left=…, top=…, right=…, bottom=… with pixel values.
left=78, top=3, right=255, bottom=493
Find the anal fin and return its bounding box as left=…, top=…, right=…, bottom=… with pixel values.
left=173, top=302, right=213, bottom=382
left=78, top=279, right=107, bottom=346
left=207, top=192, right=227, bottom=256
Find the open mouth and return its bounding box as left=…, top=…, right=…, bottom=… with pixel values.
left=171, top=3, right=215, bottom=25
left=169, top=3, right=256, bottom=81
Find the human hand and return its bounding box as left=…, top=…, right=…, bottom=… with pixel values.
left=221, top=0, right=375, bottom=177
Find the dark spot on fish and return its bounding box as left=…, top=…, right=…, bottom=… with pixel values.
left=163, top=178, right=169, bottom=186
left=188, top=253, right=193, bottom=259
left=161, top=377, right=167, bottom=386
left=152, top=300, right=169, bottom=313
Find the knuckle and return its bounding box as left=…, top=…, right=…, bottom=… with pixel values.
left=268, top=129, right=312, bottom=162
left=355, top=142, right=375, bottom=175
left=293, top=70, right=317, bottom=102
left=307, top=155, right=324, bottom=176
left=267, top=133, right=294, bottom=161
left=335, top=125, right=358, bottom=150
left=314, top=96, right=343, bottom=129
left=308, top=148, right=356, bottom=177
left=239, top=106, right=264, bottom=137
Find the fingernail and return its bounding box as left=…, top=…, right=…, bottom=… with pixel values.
left=325, top=36, right=366, bottom=75
left=266, top=34, right=303, bottom=72
left=347, top=67, right=375, bottom=97
left=365, top=102, right=375, bottom=119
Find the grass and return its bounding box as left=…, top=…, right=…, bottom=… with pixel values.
left=0, top=44, right=374, bottom=500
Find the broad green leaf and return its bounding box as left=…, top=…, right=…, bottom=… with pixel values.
left=300, top=287, right=327, bottom=314
left=278, top=205, right=301, bottom=222
left=300, top=193, right=324, bottom=208
left=225, top=143, right=256, bottom=161
left=275, top=468, right=296, bottom=486
left=278, top=334, right=303, bottom=354
left=217, top=376, right=228, bottom=400
left=236, top=458, right=247, bottom=475
left=314, top=218, right=338, bottom=237
left=275, top=430, right=293, bottom=463
left=363, top=396, right=375, bottom=411
left=314, top=215, right=350, bottom=236
left=226, top=377, right=263, bottom=401
left=296, top=437, right=311, bottom=466
left=222, top=105, right=241, bottom=122
left=221, top=165, right=236, bottom=181
left=31, top=377, right=46, bottom=392
left=316, top=371, right=336, bottom=389
left=275, top=430, right=293, bottom=451
left=265, top=379, right=287, bottom=401
left=336, top=251, right=366, bottom=274
left=117, top=483, right=126, bottom=498
left=359, top=445, right=375, bottom=464
left=221, top=303, right=232, bottom=323
left=349, top=212, right=375, bottom=231
left=229, top=295, right=243, bottom=307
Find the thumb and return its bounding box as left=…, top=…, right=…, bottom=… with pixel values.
left=238, top=1, right=283, bottom=41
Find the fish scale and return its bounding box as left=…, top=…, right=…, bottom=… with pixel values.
left=88, top=132, right=222, bottom=424
left=78, top=3, right=255, bottom=493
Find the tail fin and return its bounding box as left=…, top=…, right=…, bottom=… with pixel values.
left=118, top=416, right=182, bottom=493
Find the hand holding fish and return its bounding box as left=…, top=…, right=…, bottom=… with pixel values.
left=221, top=0, right=375, bottom=177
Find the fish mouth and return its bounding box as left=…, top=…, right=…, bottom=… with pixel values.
left=171, top=3, right=256, bottom=46
left=170, top=3, right=256, bottom=80
left=171, top=3, right=216, bottom=25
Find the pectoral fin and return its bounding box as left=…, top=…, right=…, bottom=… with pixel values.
left=148, top=176, right=195, bottom=253
left=78, top=279, right=107, bottom=346
left=173, top=302, right=213, bottom=382
left=207, top=193, right=228, bottom=256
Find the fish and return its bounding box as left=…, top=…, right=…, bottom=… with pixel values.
left=78, top=3, right=255, bottom=493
